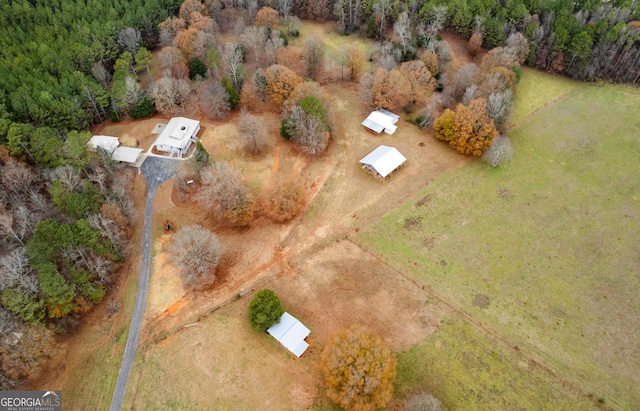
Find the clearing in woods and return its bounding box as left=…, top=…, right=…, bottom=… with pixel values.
left=41, top=21, right=629, bottom=411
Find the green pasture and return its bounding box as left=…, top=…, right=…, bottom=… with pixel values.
left=361, top=79, right=640, bottom=409
left=511, top=67, right=579, bottom=127
left=395, top=319, right=598, bottom=410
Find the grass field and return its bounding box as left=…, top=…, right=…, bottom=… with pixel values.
left=395, top=319, right=597, bottom=410
left=510, top=67, right=579, bottom=127
left=361, top=75, right=640, bottom=409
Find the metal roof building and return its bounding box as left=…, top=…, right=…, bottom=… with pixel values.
left=361, top=109, right=400, bottom=135
left=152, top=117, right=200, bottom=156
left=267, top=312, right=311, bottom=357
left=359, top=145, right=407, bottom=178
left=87, top=135, right=120, bottom=153
left=87, top=135, right=145, bottom=166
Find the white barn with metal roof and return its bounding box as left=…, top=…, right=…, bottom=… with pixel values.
left=153, top=117, right=200, bottom=156
left=267, top=312, right=311, bottom=357
left=361, top=109, right=400, bottom=135
left=87, top=135, right=120, bottom=153
left=359, top=145, right=407, bottom=178
left=87, top=135, right=145, bottom=166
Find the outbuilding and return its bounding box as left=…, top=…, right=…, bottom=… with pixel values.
left=359, top=145, right=407, bottom=178
left=361, top=109, right=400, bottom=135
left=152, top=117, right=200, bottom=156
left=87, top=135, right=145, bottom=166
left=267, top=312, right=311, bottom=357
left=87, top=135, right=120, bottom=153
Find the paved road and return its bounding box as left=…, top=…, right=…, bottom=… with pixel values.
left=109, top=157, right=177, bottom=411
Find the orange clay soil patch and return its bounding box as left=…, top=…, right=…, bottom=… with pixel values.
left=144, top=235, right=186, bottom=320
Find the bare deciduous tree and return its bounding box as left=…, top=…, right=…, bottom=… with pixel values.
left=118, top=27, right=142, bottom=54
left=0, top=248, right=38, bottom=295
left=169, top=225, right=223, bottom=288
left=238, top=110, right=267, bottom=154
left=286, top=105, right=329, bottom=155
left=482, top=135, right=513, bottom=167
left=429, top=6, right=448, bottom=36
left=192, top=31, right=217, bottom=62
left=0, top=207, right=31, bottom=246
left=506, top=32, right=530, bottom=65
left=240, top=26, right=266, bottom=66
left=276, top=0, right=292, bottom=17
left=462, top=84, right=479, bottom=106
left=91, top=61, right=111, bottom=88
left=197, top=162, right=255, bottom=226
left=87, top=213, right=127, bottom=258
left=403, top=392, right=444, bottom=411
left=158, top=46, right=185, bottom=71
left=265, top=32, right=284, bottom=66
left=304, top=35, right=326, bottom=81
left=221, top=42, right=245, bottom=90
left=61, top=245, right=115, bottom=285
left=394, top=11, right=412, bottom=55
left=436, top=40, right=453, bottom=62
left=199, top=82, right=230, bottom=119
left=151, top=77, right=191, bottom=115
left=486, top=88, right=513, bottom=130
left=453, top=63, right=480, bottom=101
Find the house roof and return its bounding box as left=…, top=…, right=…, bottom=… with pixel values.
left=267, top=312, right=311, bottom=357
left=154, top=117, right=200, bottom=150
left=359, top=145, right=407, bottom=178
left=361, top=110, right=399, bottom=134
left=112, top=146, right=144, bottom=164
left=87, top=135, right=119, bottom=153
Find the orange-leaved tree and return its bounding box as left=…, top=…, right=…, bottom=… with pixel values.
left=434, top=98, right=498, bottom=156
left=371, top=67, right=411, bottom=112
left=255, top=6, right=279, bottom=31
left=264, top=64, right=302, bottom=107
left=320, top=326, right=397, bottom=411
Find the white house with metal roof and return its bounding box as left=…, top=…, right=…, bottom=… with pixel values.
left=361, top=109, right=400, bottom=135
left=359, top=145, right=407, bottom=178
left=152, top=117, right=200, bottom=156
left=267, top=312, right=311, bottom=357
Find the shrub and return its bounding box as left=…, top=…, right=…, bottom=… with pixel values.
left=129, top=96, right=156, bottom=119
left=221, top=78, right=240, bottom=109
left=248, top=289, right=284, bottom=332
left=194, top=140, right=209, bottom=165
left=188, top=57, right=208, bottom=80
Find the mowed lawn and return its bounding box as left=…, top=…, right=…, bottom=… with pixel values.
left=361, top=77, right=640, bottom=409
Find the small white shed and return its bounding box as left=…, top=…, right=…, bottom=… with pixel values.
left=359, top=145, right=407, bottom=178
left=361, top=109, right=400, bottom=135
left=267, top=312, right=311, bottom=357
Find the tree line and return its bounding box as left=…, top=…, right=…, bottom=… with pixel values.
left=0, top=141, right=135, bottom=388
